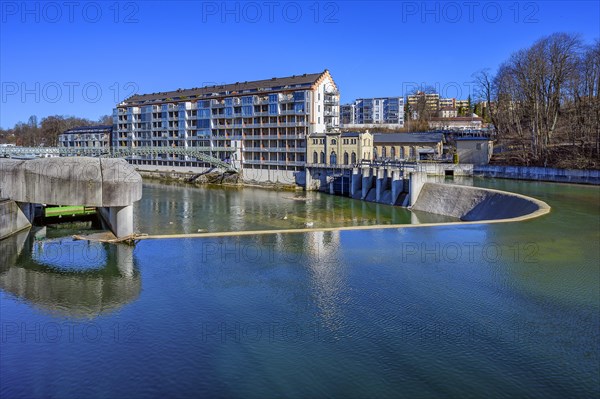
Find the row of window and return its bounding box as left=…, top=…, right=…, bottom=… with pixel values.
left=312, top=151, right=358, bottom=165
left=310, top=138, right=370, bottom=145
left=375, top=147, right=416, bottom=158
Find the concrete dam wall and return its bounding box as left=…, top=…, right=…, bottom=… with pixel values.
left=411, top=183, right=551, bottom=222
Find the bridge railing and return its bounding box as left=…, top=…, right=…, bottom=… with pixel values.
left=0, top=146, right=240, bottom=172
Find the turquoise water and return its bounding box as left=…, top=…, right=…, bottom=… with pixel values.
left=1, top=179, right=598, bottom=398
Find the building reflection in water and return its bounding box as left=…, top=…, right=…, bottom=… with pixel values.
left=271, top=230, right=347, bottom=334
left=0, top=229, right=141, bottom=319
left=134, top=182, right=417, bottom=236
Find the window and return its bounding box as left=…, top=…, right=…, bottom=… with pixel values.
left=343, top=152, right=349, bottom=165
left=320, top=151, right=325, bottom=163
left=313, top=151, right=318, bottom=163
left=351, top=152, right=357, bottom=164
left=331, top=139, right=336, bottom=145
left=330, top=151, right=337, bottom=165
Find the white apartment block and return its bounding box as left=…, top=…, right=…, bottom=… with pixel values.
left=340, top=97, right=404, bottom=128
left=58, top=125, right=112, bottom=154
left=112, top=70, right=339, bottom=175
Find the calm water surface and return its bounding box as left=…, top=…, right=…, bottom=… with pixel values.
left=133, top=181, right=455, bottom=234
left=1, top=178, right=598, bottom=398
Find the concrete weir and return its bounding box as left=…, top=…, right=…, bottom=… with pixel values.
left=305, top=165, right=416, bottom=206
left=411, top=183, right=551, bottom=221
left=0, top=157, right=142, bottom=238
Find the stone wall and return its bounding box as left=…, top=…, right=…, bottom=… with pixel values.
left=474, top=165, right=600, bottom=185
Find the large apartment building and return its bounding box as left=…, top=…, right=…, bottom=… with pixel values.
left=340, top=97, right=404, bottom=128
left=407, top=92, right=440, bottom=112
left=112, top=70, right=339, bottom=176
left=58, top=125, right=112, bottom=154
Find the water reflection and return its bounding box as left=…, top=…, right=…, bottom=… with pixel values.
left=0, top=229, right=141, bottom=319
left=134, top=181, right=423, bottom=235
left=304, top=231, right=347, bottom=333
left=244, top=231, right=348, bottom=334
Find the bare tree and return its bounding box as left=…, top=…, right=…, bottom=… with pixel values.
left=98, top=115, right=114, bottom=125
left=475, top=32, right=598, bottom=168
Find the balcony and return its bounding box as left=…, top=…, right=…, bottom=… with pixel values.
left=242, top=134, right=305, bottom=140
left=279, top=95, right=295, bottom=103
left=243, top=160, right=306, bottom=167
left=253, top=97, right=269, bottom=105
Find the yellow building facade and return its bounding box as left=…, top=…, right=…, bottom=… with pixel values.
left=307, top=131, right=373, bottom=165
left=372, top=133, right=444, bottom=161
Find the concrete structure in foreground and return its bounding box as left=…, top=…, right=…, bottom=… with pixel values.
left=0, top=199, right=31, bottom=240
left=0, top=157, right=142, bottom=238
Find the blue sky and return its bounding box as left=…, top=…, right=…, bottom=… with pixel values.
left=1, top=0, right=598, bottom=128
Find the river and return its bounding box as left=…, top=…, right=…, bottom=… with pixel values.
left=1, top=178, right=598, bottom=398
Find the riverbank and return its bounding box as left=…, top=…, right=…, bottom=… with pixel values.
left=137, top=169, right=300, bottom=191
